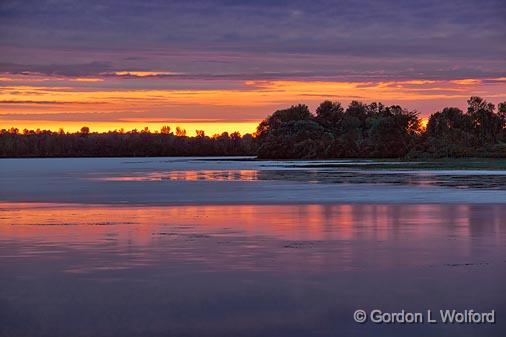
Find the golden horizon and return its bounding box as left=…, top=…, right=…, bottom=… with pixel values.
left=1, top=120, right=261, bottom=136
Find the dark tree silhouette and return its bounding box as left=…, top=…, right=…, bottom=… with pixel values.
left=80, top=126, right=90, bottom=135
left=315, top=101, right=344, bottom=130
left=256, top=100, right=423, bottom=158
left=467, top=96, right=502, bottom=144
left=0, top=128, right=255, bottom=157
left=425, top=107, right=474, bottom=157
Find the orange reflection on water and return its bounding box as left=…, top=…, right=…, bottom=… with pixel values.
left=0, top=202, right=481, bottom=241
left=1, top=203, right=504, bottom=273
left=94, top=170, right=259, bottom=182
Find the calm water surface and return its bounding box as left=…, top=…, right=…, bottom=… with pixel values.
left=1, top=158, right=505, bottom=337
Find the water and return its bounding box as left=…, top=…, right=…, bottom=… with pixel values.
left=1, top=158, right=505, bottom=336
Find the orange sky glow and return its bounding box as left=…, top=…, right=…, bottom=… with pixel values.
left=1, top=74, right=506, bottom=134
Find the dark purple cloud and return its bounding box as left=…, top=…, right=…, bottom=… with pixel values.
left=0, top=62, right=113, bottom=77
left=0, top=0, right=505, bottom=81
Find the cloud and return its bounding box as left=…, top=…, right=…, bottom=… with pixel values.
left=0, top=62, right=113, bottom=77
left=2, top=77, right=505, bottom=122
left=0, top=112, right=137, bottom=121
left=451, top=79, right=482, bottom=85
left=2, top=0, right=505, bottom=59
left=0, top=111, right=258, bottom=123
left=0, top=100, right=108, bottom=105
left=111, top=71, right=181, bottom=78
left=0, top=100, right=70, bottom=104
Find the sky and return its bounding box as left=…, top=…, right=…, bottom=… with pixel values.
left=1, top=0, right=506, bottom=135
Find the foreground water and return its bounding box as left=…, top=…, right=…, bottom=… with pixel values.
left=1, top=158, right=506, bottom=336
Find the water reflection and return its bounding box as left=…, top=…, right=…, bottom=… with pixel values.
left=94, top=170, right=259, bottom=181
left=1, top=203, right=505, bottom=273
left=1, top=203, right=505, bottom=337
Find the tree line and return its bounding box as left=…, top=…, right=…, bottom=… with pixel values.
left=256, top=96, right=506, bottom=159
left=0, top=127, right=255, bottom=157
left=1, top=96, right=505, bottom=158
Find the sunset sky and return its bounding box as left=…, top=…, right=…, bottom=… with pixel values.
left=1, top=0, right=506, bottom=135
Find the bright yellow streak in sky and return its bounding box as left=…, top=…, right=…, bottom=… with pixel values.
left=112, top=71, right=178, bottom=77
left=2, top=120, right=259, bottom=136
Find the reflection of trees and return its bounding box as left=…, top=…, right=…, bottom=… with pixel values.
left=467, top=205, right=504, bottom=238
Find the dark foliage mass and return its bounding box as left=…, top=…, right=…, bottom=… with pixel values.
left=256, top=96, right=506, bottom=159
left=1, top=97, right=506, bottom=158
left=0, top=127, right=255, bottom=157
left=256, top=101, right=421, bottom=158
